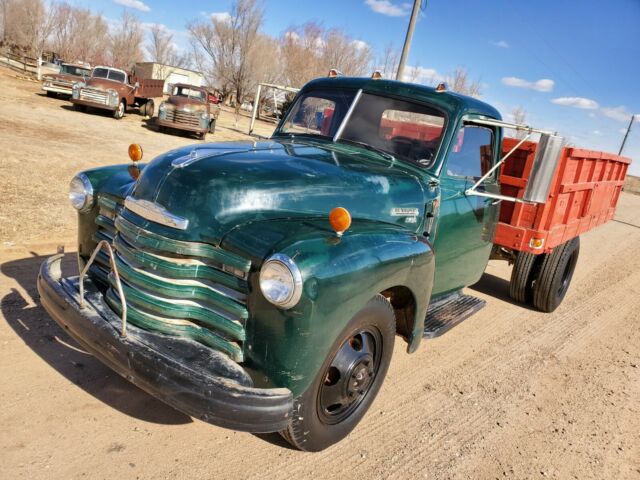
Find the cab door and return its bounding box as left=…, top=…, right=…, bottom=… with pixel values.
left=431, top=120, right=500, bottom=297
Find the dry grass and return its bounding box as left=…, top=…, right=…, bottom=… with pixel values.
left=0, top=66, right=276, bottom=245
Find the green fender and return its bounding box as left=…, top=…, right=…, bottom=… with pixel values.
left=222, top=218, right=434, bottom=397
left=76, top=165, right=142, bottom=258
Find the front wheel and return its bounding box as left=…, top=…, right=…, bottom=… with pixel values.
left=208, top=118, right=216, bottom=134
left=280, top=294, right=395, bottom=451
left=113, top=99, right=125, bottom=119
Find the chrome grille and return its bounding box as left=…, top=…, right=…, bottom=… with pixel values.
left=80, top=88, right=109, bottom=105
left=91, top=199, right=250, bottom=362
left=166, top=109, right=201, bottom=127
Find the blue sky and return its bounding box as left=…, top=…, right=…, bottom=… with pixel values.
left=69, top=0, right=640, bottom=175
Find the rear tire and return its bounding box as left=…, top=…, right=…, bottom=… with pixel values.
left=280, top=294, right=395, bottom=451
left=142, top=99, right=154, bottom=116
left=532, top=237, right=580, bottom=312
left=509, top=251, right=538, bottom=304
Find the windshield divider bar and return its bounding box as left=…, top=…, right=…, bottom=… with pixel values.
left=333, top=89, right=363, bottom=143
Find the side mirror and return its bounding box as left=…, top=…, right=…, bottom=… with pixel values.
left=522, top=134, right=565, bottom=203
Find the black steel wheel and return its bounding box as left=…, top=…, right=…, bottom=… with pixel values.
left=280, top=294, right=395, bottom=451
left=532, top=237, right=580, bottom=312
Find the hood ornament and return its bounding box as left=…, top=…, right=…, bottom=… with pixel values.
left=124, top=196, right=189, bottom=230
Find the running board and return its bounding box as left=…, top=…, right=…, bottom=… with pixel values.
left=423, top=292, right=486, bottom=339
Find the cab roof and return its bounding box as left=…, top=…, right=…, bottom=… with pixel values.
left=303, top=76, right=502, bottom=120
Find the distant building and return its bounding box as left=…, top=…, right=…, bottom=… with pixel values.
left=134, top=62, right=205, bottom=95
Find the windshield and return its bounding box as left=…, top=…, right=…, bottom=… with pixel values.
left=92, top=68, right=126, bottom=83
left=173, top=86, right=206, bottom=102
left=276, top=89, right=446, bottom=167
left=61, top=65, right=90, bottom=77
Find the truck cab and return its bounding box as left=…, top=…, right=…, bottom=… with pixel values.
left=39, top=75, right=625, bottom=452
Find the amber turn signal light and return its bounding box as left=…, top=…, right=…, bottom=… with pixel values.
left=329, top=207, right=351, bottom=237
left=128, top=143, right=143, bottom=162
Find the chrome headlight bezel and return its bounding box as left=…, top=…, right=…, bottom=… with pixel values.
left=259, top=253, right=303, bottom=309
left=69, top=173, right=94, bottom=212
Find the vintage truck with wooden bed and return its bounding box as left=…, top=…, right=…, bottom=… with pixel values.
left=37, top=75, right=630, bottom=451
left=70, top=65, right=164, bottom=119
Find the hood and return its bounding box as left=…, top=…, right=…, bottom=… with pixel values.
left=128, top=140, right=429, bottom=245
left=46, top=72, right=82, bottom=83
left=167, top=95, right=206, bottom=109
left=85, top=77, right=126, bottom=90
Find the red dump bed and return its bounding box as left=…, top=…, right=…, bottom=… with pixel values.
left=495, top=138, right=631, bottom=254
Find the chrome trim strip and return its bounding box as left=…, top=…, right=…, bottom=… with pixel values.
left=124, top=196, right=189, bottom=230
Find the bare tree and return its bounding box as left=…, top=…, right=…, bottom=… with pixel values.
left=510, top=106, right=528, bottom=139
left=3, top=0, right=59, bottom=59
left=146, top=24, right=189, bottom=69
left=279, top=22, right=373, bottom=87
left=50, top=2, right=109, bottom=64
left=188, top=0, right=264, bottom=111
left=445, top=67, right=482, bottom=97
left=375, top=44, right=399, bottom=79
left=108, top=11, right=145, bottom=69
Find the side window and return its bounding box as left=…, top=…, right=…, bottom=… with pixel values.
left=445, top=125, right=494, bottom=179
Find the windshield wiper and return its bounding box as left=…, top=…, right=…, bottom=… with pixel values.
left=338, top=138, right=395, bottom=161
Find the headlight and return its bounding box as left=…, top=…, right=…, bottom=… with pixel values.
left=159, top=103, right=166, bottom=112
left=108, top=89, right=118, bottom=106
left=259, top=254, right=303, bottom=309
left=69, top=173, right=94, bottom=212
left=200, top=111, right=209, bottom=119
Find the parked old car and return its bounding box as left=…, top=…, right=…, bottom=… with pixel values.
left=41, top=62, right=91, bottom=97
left=156, top=84, right=220, bottom=139
left=70, top=66, right=163, bottom=119
left=38, top=74, right=631, bottom=451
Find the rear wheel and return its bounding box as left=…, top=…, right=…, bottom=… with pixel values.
left=280, top=294, right=395, bottom=451
left=532, top=237, right=580, bottom=312
left=142, top=99, right=154, bottom=117
left=509, top=251, right=538, bottom=304
left=114, top=99, right=125, bottom=119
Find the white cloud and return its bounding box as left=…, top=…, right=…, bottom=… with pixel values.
left=211, top=12, right=231, bottom=23
left=402, top=66, right=443, bottom=84
left=284, top=31, right=300, bottom=42
left=365, top=0, right=412, bottom=17
left=491, top=40, right=510, bottom=48
left=501, top=76, right=554, bottom=92
left=352, top=40, right=369, bottom=51
left=592, top=130, right=603, bottom=136
left=113, top=0, right=150, bottom=12
left=619, top=128, right=627, bottom=135
left=601, top=105, right=633, bottom=123
left=551, top=97, right=599, bottom=109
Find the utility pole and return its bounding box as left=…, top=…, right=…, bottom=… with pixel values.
left=618, top=115, right=635, bottom=155
left=395, top=0, right=422, bottom=81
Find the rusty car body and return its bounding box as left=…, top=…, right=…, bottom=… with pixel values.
left=41, top=62, right=91, bottom=97
left=156, top=83, right=220, bottom=139
left=70, top=66, right=164, bottom=119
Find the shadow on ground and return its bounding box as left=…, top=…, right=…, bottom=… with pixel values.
left=469, top=272, right=536, bottom=311
left=1, top=251, right=191, bottom=425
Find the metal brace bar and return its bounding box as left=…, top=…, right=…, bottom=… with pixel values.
left=466, top=133, right=532, bottom=194
left=470, top=117, right=556, bottom=136
left=79, top=240, right=127, bottom=337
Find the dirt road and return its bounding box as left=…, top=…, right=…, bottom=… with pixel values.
left=1, top=68, right=639, bottom=479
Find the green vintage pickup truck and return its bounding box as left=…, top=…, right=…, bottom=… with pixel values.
left=39, top=75, right=576, bottom=451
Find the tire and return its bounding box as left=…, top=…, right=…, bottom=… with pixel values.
left=509, top=251, right=539, bottom=304
left=532, top=237, right=580, bottom=313
left=73, top=103, right=85, bottom=112
left=198, top=131, right=207, bottom=140
left=143, top=99, right=154, bottom=117
left=280, top=294, right=395, bottom=451
left=114, top=99, right=125, bottom=119
left=208, top=119, right=216, bottom=134
left=46, top=91, right=55, bottom=98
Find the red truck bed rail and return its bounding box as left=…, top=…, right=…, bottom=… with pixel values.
left=496, top=138, right=631, bottom=254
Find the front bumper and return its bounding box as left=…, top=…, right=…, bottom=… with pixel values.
left=37, top=254, right=293, bottom=433
left=42, top=85, right=72, bottom=95
left=70, top=98, right=117, bottom=111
